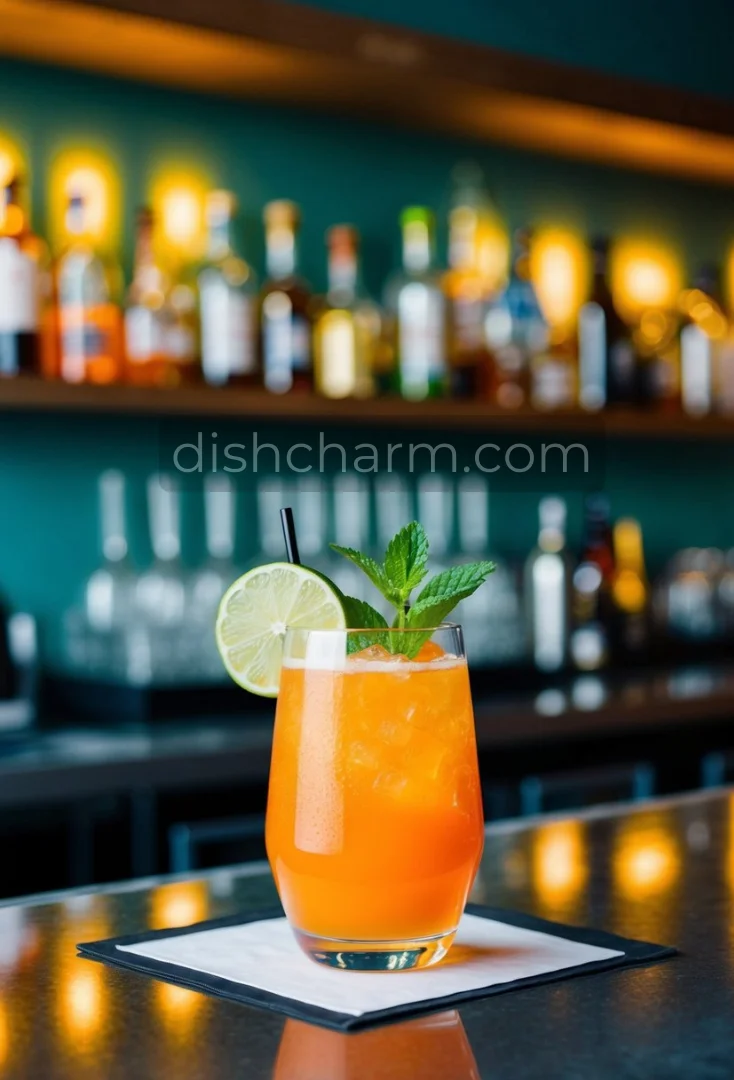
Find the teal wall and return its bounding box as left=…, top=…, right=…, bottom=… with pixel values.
left=2, top=56, right=734, bottom=652
left=287, top=0, right=734, bottom=101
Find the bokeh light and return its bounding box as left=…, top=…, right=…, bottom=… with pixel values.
left=149, top=166, right=211, bottom=261
left=150, top=881, right=209, bottom=929
left=49, top=146, right=120, bottom=251
left=533, top=820, right=588, bottom=910
left=0, top=133, right=26, bottom=228
left=156, top=980, right=204, bottom=1039
left=611, top=239, right=683, bottom=320
left=614, top=821, right=680, bottom=900
left=531, top=228, right=589, bottom=334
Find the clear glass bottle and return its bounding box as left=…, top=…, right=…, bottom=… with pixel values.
left=260, top=200, right=312, bottom=394
left=443, top=164, right=501, bottom=399
left=55, top=191, right=123, bottom=385
left=525, top=497, right=571, bottom=672
left=679, top=265, right=726, bottom=418
left=0, top=175, right=47, bottom=378
left=313, top=225, right=378, bottom=399
left=485, top=228, right=545, bottom=410
left=385, top=206, right=448, bottom=401
left=198, top=190, right=258, bottom=388
left=125, top=206, right=196, bottom=388
left=578, top=237, right=637, bottom=410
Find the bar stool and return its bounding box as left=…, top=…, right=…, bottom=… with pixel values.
left=520, top=762, right=656, bottom=817
left=168, top=814, right=266, bottom=874
left=700, top=750, right=734, bottom=788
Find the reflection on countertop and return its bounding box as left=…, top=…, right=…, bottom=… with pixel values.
left=0, top=789, right=733, bottom=1077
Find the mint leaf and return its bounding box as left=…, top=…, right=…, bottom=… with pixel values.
left=384, top=522, right=429, bottom=600
left=407, top=561, right=495, bottom=630
left=340, top=596, right=388, bottom=631
left=340, top=596, right=390, bottom=655
left=329, top=545, right=391, bottom=600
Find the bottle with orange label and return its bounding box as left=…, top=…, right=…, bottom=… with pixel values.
left=54, top=191, right=123, bottom=385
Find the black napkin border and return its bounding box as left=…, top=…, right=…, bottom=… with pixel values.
left=77, top=903, right=677, bottom=1032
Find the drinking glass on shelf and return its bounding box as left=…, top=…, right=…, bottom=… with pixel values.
left=455, top=475, right=525, bottom=666
left=266, top=624, right=484, bottom=970
left=190, top=474, right=238, bottom=678
left=329, top=473, right=372, bottom=601
left=135, top=473, right=187, bottom=680
left=65, top=469, right=136, bottom=676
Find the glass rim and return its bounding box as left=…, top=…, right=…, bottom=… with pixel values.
left=284, top=622, right=461, bottom=634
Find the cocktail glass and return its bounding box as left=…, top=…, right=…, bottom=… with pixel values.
left=266, top=625, right=484, bottom=971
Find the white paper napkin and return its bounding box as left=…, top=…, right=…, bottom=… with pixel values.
left=118, top=914, right=623, bottom=1018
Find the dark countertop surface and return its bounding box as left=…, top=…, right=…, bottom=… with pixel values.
left=1, top=787, right=733, bottom=1079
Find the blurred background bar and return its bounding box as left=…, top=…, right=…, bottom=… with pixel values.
left=2, top=0, right=734, bottom=898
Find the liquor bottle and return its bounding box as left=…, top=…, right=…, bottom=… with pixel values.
left=313, top=225, right=378, bottom=399
left=577, top=237, right=636, bottom=410
left=384, top=207, right=448, bottom=401
left=636, top=308, right=680, bottom=412
left=443, top=165, right=498, bottom=398
left=0, top=176, right=47, bottom=378
left=260, top=200, right=312, bottom=394
left=485, top=228, right=545, bottom=410
left=570, top=494, right=614, bottom=671
left=679, top=265, right=725, bottom=418
left=124, top=207, right=197, bottom=387
left=525, top=497, right=571, bottom=672
left=199, top=191, right=257, bottom=388
left=56, top=191, right=123, bottom=385
left=610, top=517, right=649, bottom=662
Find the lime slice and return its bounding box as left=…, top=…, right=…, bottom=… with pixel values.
left=215, top=562, right=346, bottom=697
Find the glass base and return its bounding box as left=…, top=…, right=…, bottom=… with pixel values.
left=294, top=927, right=457, bottom=971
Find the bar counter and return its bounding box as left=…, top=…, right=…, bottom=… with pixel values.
left=2, top=788, right=733, bottom=1078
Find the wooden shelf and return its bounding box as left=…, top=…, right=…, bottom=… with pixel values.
left=4, top=0, right=734, bottom=184
left=2, top=376, right=734, bottom=438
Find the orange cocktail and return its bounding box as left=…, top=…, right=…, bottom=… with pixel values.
left=266, top=625, right=484, bottom=970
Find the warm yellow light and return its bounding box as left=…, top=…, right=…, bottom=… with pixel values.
left=150, top=167, right=211, bottom=260
left=0, top=133, right=26, bottom=228
left=614, top=823, right=680, bottom=901
left=533, top=820, right=588, bottom=908
left=530, top=228, right=589, bottom=333
left=612, top=240, right=683, bottom=320
left=150, top=881, right=209, bottom=930
left=156, top=979, right=204, bottom=1038
left=476, top=218, right=509, bottom=292
left=49, top=147, right=120, bottom=251
left=0, top=997, right=8, bottom=1069
left=61, top=966, right=105, bottom=1046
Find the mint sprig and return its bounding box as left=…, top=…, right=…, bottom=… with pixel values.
left=329, top=521, right=494, bottom=657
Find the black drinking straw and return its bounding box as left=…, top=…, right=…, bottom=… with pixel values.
left=280, top=507, right=301, bottom=566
